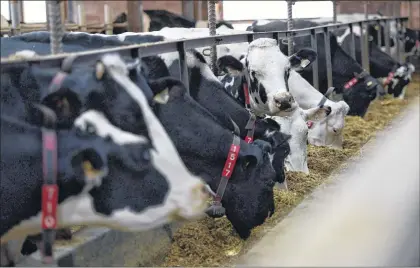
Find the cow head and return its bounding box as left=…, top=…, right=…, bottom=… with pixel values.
left=146, top=76, right=277, bottom=239
left=307, top=99, right=350, bottom=149
left=386, top=63, right=415, bottom=99
left=217, top=38, right=317, bottom=116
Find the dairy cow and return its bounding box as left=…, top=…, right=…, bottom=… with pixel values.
left=105, top=10, right=234, bottom=34
left=249, top=19, right=384, bottom=117
left=1, top=33, right=287, bottom=239
left=337, top=25, right=415, bottom=99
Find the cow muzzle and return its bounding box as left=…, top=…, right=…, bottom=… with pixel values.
left=272, top=92, right=295, bottom=112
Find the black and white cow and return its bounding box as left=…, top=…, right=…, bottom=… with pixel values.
left=1, top=33, right=288, bottom=239
left=337, top=25, right=415, bottom=99
left=103, top=10, right=234, bottom=34
left=249, top=19, right=384, bottom=118
left=1, top=53, right=213, bottom=241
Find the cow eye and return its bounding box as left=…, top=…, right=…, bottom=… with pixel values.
left=251, top=70, right=256, bottom=78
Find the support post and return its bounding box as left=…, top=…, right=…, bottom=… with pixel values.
left=10, top=0, right=21, bottom=36
left=287, top=0, right=294, bottom=56
left=77, top=3, right=86, bottom=31
left=310, top=29, right=319, bottom=90
left=127, top=1, right=144, bottom=32
left=67, top=0, right=74, bottom=23
left=104, top=4, right=113, bottom=35
left=332, top=0, right=337, bottom=23
left=208, top=0, right=218, bottom=74
left=47, top=0, right=64, bottom=54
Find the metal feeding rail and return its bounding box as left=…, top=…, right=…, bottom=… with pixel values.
left=1, top=17, right=409, bottom=93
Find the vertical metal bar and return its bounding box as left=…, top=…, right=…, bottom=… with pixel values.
left=183, top=0, right=195, bottom=21
left=208, top=0, right=218, bottom=74
left=332, top=0, right=337, bottom=23
left=177, top=42, right=190, bottom=94
left=400, top=18, right=406, bottom=63
left=364, top=1, right=368, bottom=20
left=104, top=4, right=113, bottom=35
left=138, top=0, right=144, bottom=32
left=77, top=3, right=86, bottom=31
left=359, top=22, right=369, bottom=72
left=67, top=0, right=74, bottom=23
left=47, top=0, right=64, bottom=54
left=377, top=20, right=382, bottom=47
left=395, top=19, right=401, bottom=63
left=197, top=1, right=203, bottom=21
left=384, top=19, right=391, bottom=55
left=310, top=29, right=319, bottom=90
left=10, top=0, right=21, bottom=36
left=287, top=0, right=294, bottom=56
left=323, top=27, right=333, bottom=89
left=349, top=23, right=356, bottom=60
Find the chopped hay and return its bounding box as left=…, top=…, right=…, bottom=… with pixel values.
left=161, top=75, right=420, bottom=267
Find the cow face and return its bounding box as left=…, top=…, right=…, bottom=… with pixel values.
left=307, top=100, right=350, bottom=149
left=146, top=77, right=277, bottom=239
left=387, top=63, right=415, bottom=99
left=217, top=38, right=317, bottom=115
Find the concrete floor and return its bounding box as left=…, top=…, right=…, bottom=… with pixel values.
left=237, top=100, right=420, bottom=267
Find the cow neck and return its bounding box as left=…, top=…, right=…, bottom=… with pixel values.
left=205, top=135, right=241, bottom=218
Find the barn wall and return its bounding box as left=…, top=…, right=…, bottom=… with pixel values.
left=337, top=1, right=420, bottom=30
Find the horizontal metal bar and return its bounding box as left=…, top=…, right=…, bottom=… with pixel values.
left=1, top=16, right=409, bottom=67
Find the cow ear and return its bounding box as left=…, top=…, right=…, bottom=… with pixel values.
left=148, top=77, right=185, bottom=104
left=339, top=101, right=350, bottom=115
left=217, top=55, right=244, bottom=77
left=288, top=48, right=317, bottom=71
left=41, top=88, right=82, bottom=123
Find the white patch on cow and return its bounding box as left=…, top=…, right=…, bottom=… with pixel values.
left=100, top=54, right=208, bottom=219
left=74, top=110, right=148, bottom=144
left=10, top=50, right=38, bottom=59
left=271, top=106, right=310, bottom=174
left=158, top=51, right=180, bottom=68
left=256, top=20, right=271, bottom=26
left=286, top=71, right=349, bottom=149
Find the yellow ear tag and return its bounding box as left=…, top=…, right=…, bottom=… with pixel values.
left=82, top=161, right=102, bottom=179
left=95, top=62, right=105, bottom=80
left=374, top=25, right=379, bottom=30
left=153, top=88, right=170, bottom=104
left=367, top=81, right=373, bottom=87
left=300, top=59, right=310, bottom=68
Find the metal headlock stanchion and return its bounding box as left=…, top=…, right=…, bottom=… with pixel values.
left=287, top=0, right=294, bottom=56
left=332, top=0, right=337, bottom=23
left=361, top=1, right=370, bottom=73
left=10, top=0, right=21, bottom=36
left=47, top=0, right=64, bottom=55
left=208, top=0, right=218, bottom=74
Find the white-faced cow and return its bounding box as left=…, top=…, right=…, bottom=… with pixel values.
left=249, top=19, right=384, bottom=118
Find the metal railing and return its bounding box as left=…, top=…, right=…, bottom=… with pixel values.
left=1, top=17, right=409, bottom=92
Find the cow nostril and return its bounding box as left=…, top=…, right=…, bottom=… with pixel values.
left=333, top=128, right=338, bottom=133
